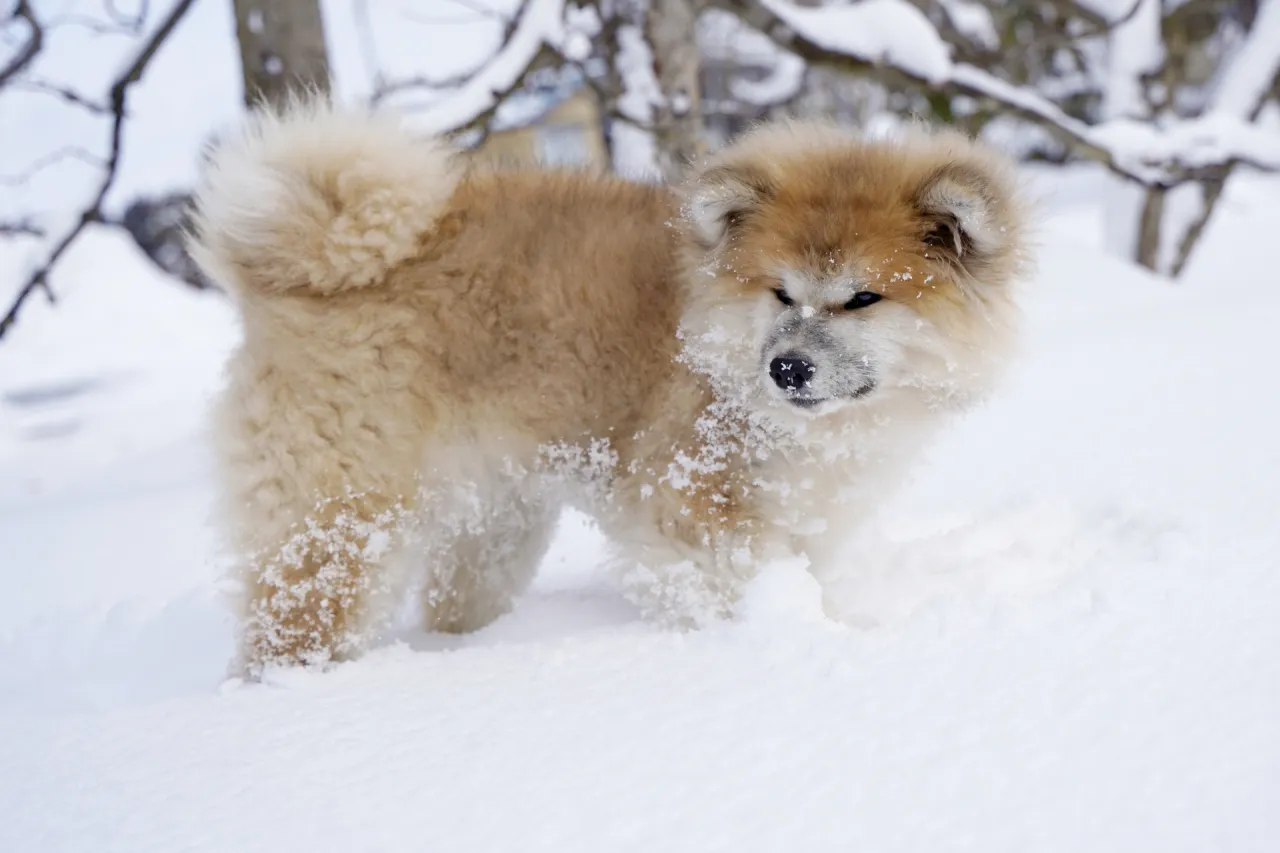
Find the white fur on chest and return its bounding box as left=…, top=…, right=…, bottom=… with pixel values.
left=752, top=397, right=939, bottom=549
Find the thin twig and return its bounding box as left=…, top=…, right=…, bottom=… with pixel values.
left=0, top=0, right=198, bottom=340
left=0, top=0, right=43, bottom=87
left=375, top=0, right=548, bottom=130
left=44, top=12, right=144, bottom=36
left=454, top=41, right=559, bottom=143
left=371, top=70, right=481, bottom=104
left=103, top=0, right=150, bottom=33
left=13, top=78, right=111, bottom=113
left=0, top=146, right=105, bottom=186
left=374, top=0, right=531, bottom=105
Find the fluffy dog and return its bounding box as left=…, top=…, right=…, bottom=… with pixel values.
left=189, top=101, right=1029, bottom=674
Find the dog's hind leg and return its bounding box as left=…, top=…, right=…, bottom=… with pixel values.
left=418, top=465, right=557, bottom=635
left=216, top=354, right=422, bottom=676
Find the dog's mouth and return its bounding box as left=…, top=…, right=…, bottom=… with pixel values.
left=782, top=381, right=876, bottom=411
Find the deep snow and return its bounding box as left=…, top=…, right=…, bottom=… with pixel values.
left=1, top=165, right=1278, bottom=851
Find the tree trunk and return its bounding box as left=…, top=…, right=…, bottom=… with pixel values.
left=1134, top=185, right=1166, bottom=272
left=231, top=0, right=331, bottom=110
left=1099, top=0, right=1162, bottom=267
left=644, top=0, right=704, bottom=184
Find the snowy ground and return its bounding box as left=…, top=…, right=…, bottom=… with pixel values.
left=2, top=159, right=1278, bottom=850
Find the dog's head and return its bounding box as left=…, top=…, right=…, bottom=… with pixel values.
left=677, top=121, right=1030, bottom=429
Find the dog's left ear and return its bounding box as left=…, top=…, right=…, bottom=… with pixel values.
left=685, top=163, right=773, bottom=249
left=915, top=161, right=1012, bottom=273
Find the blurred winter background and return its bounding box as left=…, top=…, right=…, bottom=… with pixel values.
left=1, top=2, right=1278, bottom=851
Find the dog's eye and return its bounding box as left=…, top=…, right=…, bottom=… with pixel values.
left=844, top=291, right=882, bottom=310
left=774, top=288, right=795, bottom=307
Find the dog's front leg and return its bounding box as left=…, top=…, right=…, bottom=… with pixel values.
left=609, top=474, right=768, bottom=628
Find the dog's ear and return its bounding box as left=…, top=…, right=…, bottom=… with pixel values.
left=685, top=163, right=773, bottom=249
left=915, top=161, right=1011, bottom=273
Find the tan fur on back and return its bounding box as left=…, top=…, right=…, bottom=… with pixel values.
left=190, top=102, right=1031, bottom=674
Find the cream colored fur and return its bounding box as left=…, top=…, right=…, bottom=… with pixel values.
left=189, top=101, right=1030, bottom=675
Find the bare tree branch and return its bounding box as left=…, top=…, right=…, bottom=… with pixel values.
left=371, top=68, right=481, bottom=105
left=372, top=0, right=534, bottom=107
left=0, top=0, right=43, bottom=87
left=0, top=0, right=199, bottom=340
left=455, top=41, right=560, bottom=145
left=13, top=78, right=111, bottom=113
left=385, top=0, right=570, bottom=140
left=45, top=3, right=151, bottom=37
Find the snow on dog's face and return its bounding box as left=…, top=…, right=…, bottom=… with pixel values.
left=679, top=122, right=1028, bottom=427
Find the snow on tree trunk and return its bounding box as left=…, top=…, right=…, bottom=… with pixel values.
left=644, top=0, right=705, bottom=184
left=1099, top=0, right=1164, bottom=269
left=232, top=0, right=332, bottom=109
left=612, top=23, right=662, bottom=180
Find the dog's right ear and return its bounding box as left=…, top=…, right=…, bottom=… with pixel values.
left=685, top=164, right=773, bottom=249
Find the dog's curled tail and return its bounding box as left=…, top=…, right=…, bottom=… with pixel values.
left=189, top=98, right=460, bottom=296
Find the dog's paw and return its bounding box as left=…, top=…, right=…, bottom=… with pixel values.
left=235, top=608, right=366, bottom=680
left=619, top=556, right=737, bottom=629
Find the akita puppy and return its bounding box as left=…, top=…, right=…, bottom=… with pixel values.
left=189, top=102, right=1029, bottom=673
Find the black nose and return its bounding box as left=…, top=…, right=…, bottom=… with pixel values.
left=769, top=355, right=815, bottom=390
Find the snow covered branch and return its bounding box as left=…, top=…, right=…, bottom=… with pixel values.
left=11, top=78, right=111, bottom=114
left=0, top=0, right=198, bottom=341
left=717, top=0, right=1280, bottom=187
left=1206, top=0, right=1280, bottom=121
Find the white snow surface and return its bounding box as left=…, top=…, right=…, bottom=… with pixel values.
left=2, top=155, right=1279, bottom=849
